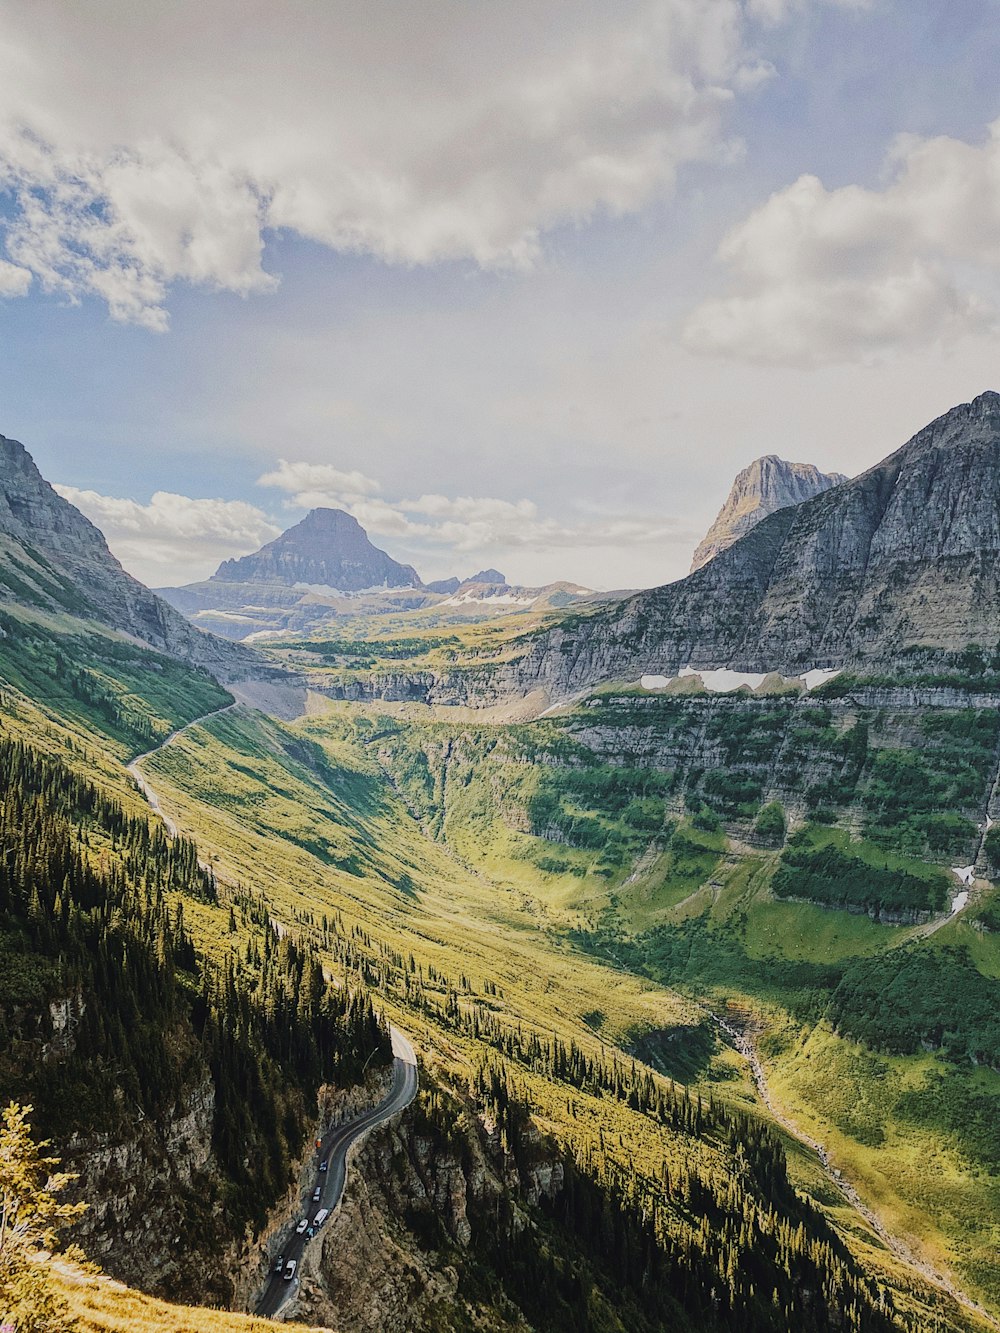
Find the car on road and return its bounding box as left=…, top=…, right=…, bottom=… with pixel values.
left=283, top=1259, right=297, bottom=1282
left=295, top=1218, right=308, bottom=1234
left=319, top=1160, right=328, bottom=1172
left=314, top=1208, right=330, bottom=1227
left=312, top=1186, right=321, bottom=1202
left=273, top=1254, right=284, bottom=1273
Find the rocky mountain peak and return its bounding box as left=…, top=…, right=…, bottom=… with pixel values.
left=443, top=392, right=1000, bottom=705
left=212, top=506, right=422, bottom=591
left=463, top=568, right=506, bottom=586
left=690, top=454, right=847, bottom=572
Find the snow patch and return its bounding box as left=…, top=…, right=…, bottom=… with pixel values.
left=440, top=590, right=535, bottom=607
left=801, top=668, right=841, bottom=691
left=952, top=865, right=975, bottom=886
left=950, top=890, right=970, bottom=914
left=639, top=666, right=842, bottom=695
left=679, top=666, right=766, bottom=692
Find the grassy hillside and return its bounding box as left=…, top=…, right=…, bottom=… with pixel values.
left=0, top=615, right=994, bottom=1329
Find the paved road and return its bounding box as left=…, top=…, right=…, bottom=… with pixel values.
left=127, top=700, right=237, bottom=839
left=256, top=1027, right=419, bottom=1319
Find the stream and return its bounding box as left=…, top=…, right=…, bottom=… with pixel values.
left=707, top=1007, right=997, bottom=1330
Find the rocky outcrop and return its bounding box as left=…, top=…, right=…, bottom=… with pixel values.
left=427, top=392, right=1000, bottom=706
left=293, top=1095, right=563, bottom=1333
left=213, top=507, right=422, bottom=592
left=0, top=434, right=265, bottom=683
left=64, top=1077, right=230, bottom=1303
left=690, top=455, right=846, bottom=571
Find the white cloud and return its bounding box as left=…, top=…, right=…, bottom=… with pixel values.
left=0, top=259, right=31, bottom=296
left=746, top=0, right=870, bottom=22
left=54, top=485, right=280, bottom=585
left=0, top=0, right=767, bottom=327
left=257, top=459, right=381, bottom=502
left=256, top=459, right=695, bottom=574
left=683, top=120, right=1000, bottom=364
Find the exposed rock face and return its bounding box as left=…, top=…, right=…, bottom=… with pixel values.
left=425, top=576, right=461, bottom=594
left=422, top=392, right=1000, bottom=705
left=295, top=1098, right=563, bottom=1333
left=213, top=507, right=422, bottom=591
left=465, top=568, right=506, bottom=585
left=65, top=1076, right=230, bottom=1303
left=0, top=434, right=257, bottom=681
left=690, top=455, right=847, bottom=571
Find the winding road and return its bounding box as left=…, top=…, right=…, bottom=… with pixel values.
left=256, top=1027, right=419, bottom=1319
left=126, top=699, right=237, bottom=839
left=125, top=701, right=420, bottom=1321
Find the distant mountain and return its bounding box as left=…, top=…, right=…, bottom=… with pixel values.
left=0, top=434, right=250, bottom=679
left=424, top=569, right=506, bottom=594
left=690, top=456, right=847, bottom=572
left=161, top=513, right=599, bottom=639
left=213, top=507, right=422, bottom=591
left=423, top=392, right=1000, bottom=704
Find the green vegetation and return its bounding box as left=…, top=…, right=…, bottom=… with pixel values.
left=0, top=1102, right=85, bottom=1332
left=458, top=1064, right=901, bottom=1333
left=754, top=801, right=786, bottom=844
left=773, top=840, right=948, bottom=917
left=0, top=732, right=389, bottom=1258
left=828, top=946, right=1000, bottom=1062
left=861, top=711, right=999, bottom=854
left=3, top=608, right=999, bottom=1328
left=0, top=607, right=230, bottom=754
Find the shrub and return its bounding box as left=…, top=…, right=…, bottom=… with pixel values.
left=754, top=802, right=786, bottom=845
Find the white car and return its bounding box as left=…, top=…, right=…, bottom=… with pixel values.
left=283, top=1259, right=297, bottom=1282
left=295, top=1218, right=308, bottom=1235
left=312, top=1186, right=321, bottom=1202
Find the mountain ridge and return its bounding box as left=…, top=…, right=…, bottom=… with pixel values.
left=411, top=391, right=1000, bottom=706
left=0, top=433, right=259, bottom=681
left=213, top=506, right=423, bottom=591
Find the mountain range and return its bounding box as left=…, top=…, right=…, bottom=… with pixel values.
left=158, top=509, right=600, bottom=640
left=428, top=391, right=1000, bottom=705
left=1, top=400, right=1000, bottom=1333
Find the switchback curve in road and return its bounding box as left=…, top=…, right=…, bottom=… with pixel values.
left=126, top=699, right=238, bottom=838
left=126, top=699, right=421, bottom=1319
left=256, top=1027, right=419, bottom=1319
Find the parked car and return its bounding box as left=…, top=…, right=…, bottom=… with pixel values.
left=273, top=1254, right=284, bottom=1274
left=283, top=1259, right=297, bottom=1282
left=295, top=1218, right=308, bottom=1235
left=319, top=1160, right=328, bottom=1173
left=314, top=1208, right=330, bottom=1227
left=312, top=1186, right=321, bottom=1202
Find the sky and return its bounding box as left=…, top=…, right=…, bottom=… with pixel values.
left=2, top=0, right=1000, bottom=590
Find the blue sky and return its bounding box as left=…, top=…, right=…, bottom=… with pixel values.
left=2, top=0, right=1000, bottom=589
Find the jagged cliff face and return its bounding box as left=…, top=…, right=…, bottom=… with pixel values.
left=294, top=1098, right=563, bottom=1332
left=213, top=507, right=422, bottom=591
left=430, top=392, right=1000, bottom=705
left=690, top=455, right=847, bottom=572
left=0, top=434, right=255, bottom=680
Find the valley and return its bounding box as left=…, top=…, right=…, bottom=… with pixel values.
left=3, top=401, right=1000, bottom=1331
